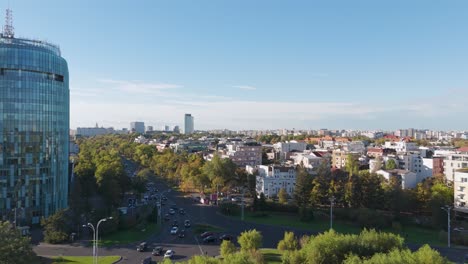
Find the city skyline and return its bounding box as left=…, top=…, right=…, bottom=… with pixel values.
left=6, top=1, right=468, bottom=130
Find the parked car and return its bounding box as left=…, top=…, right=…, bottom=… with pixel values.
left=200, top=231, right=214, bottom=238
left=178, top=229, right=185, bottom=238
left=169, top=209, right=175, bottom=215
left=203, top=235, right=217, bottom=243
left=172, top=220, right=179, bottom=227
left=164, top=249, right=175, bottom=259
left=164, top=214, right=170, bottom=221
left=179, top=209, right=185, bottom=215
left=137, top=242, right=148, bottom=252
left=219, top=234, right=233, bottom=241
left=141, top=256, right=152, bottom=264
left=152, top=246, right=163, bottom=256
left=184, top=220, right=191, bottom=228
left=170, top=226, right=178, bottom=235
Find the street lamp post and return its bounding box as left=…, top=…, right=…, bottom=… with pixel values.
left=83, top=217, right=112, bottom=264
left=441, top=205, right=451, bottom=248
left=96, top=217, right=112, bottom=263
left=329, top=196, right=336, bottom=230
left=83, top=223, right=96, bottom=264
left=241, top=187, right=245, bottom=221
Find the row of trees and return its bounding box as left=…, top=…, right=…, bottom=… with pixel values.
left=293, top=155, right=453, bottom=228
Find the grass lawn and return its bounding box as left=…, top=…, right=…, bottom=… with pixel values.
left=193, top=223, right=225, bottom=235
left=234, top=211, right=443, bottom=246
left=99, top=223, right=160, bottom=247
left=51, top=256, right=120, bottom=264
left=261, top=248, right=282, bottom=264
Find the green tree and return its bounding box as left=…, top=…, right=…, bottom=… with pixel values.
left=277, top=231, right=299, bottom=251
left=278, top=188, right=288, bottom=204
left=385, top=159, right=397, bottom=170
left=294, top=167, right=313, bottom=218
left=41, top=209, right=71, bottom=244
left=345, top=154, right=360, bottom=177
left=0, top=222, right=37, bottom=264
left=220, top=240, right=237, bottom=257
left=238, top=229, right=263, bottom=252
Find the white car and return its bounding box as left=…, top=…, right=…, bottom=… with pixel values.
left=164, top=249, right=175, bottom=259
left=170, top=226, right=178, bottom=235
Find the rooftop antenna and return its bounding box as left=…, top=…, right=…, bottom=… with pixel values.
left=3, top=7, right=14, bottom=38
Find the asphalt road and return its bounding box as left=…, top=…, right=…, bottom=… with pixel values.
left=34, top=178, right=468, bottom=263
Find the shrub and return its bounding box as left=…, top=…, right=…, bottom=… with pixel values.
left=281, top=250, right=307, bottom=264
left=238, top=229, right=263, bottom=252
left=277, top=231, right=299, bottom=251
left=220, top=240, right=237, bottom=257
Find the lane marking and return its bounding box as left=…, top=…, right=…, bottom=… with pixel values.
left=194, top=236, right=204, bottom=255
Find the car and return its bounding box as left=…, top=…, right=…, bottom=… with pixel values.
left=141, top=256, right=152, bottom=264
left=184, top=220, right=191, bottom=228
left=203, top=235, right=217, bottom=243
left=164, top=249, right=175, bottom=259
left=200, top=231, right=214, bottom=238
left=164, top=214, right=170, bottom=221
left=170, top=226, right=178, bottom=235
left=179, top=209, right=185, bottom=215
left=172, top=220, right=178, bottom=227
left=219, top=234, right=233, bottom=241
left=170, top=204, right=178, bottom=210
left=152, top=246, right=164, bottom=256
left=178, top=229, right=185, bottom=238
left=169, top=209, right=175, bottom=215
left=162, top=196, right=167, bottom=201
left=137, top=242, right=148, bottom=252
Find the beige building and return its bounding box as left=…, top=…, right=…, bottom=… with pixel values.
left=444, top=154, right=468, bottom=182
left=332, top=149, right=361, bottom=169
left=227, top=143, right=262, bottom=167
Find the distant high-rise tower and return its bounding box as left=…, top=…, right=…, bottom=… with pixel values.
left=130, top=121, right=145, bottom=134
left=184, top=114, right=194, bottom=134
left=0, top=9, right=69, bottom=223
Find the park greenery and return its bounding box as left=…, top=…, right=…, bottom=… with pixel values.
left=61, top=134, right=455, bottom=246
left=0, top=221, right=37, bottom=264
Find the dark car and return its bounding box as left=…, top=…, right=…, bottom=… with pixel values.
left=152, top=246, right=164, bottom=256
left=162, top=196, right=167, bottom=201
left=184, top=220, right=191, bottom=228
left=219, top=234, right=233, bottom=241
left=137, top=242, right=148, bottom=252
left=141, top=256, right=152, bottom=264
left=172, top=220, right=179, bottom=227
left=164, top=214, right=170, bottom=221
left=203, top=235, right=217, bottom=243
left=179, top=209, right=185, bottom=215
left=178, top=230, right=186, bottom=238
left=200, top=231, right=214, bottom=238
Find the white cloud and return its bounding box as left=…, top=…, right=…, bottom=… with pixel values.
left=98, top=79, right=182, bottom=94
left=232, top=85, right=257, bottom=90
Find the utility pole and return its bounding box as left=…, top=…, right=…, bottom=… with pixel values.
left=441, top=205, right=451, bottom=248
left=329, top=196, right=335, bottom=230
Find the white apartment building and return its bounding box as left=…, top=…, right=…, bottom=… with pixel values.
left=248, top=165, right=296, bottom=198
left=454, top=169, right=468, bottom=212
left=291, top=153, right=323, bottom=174
left=376, top=169, right=418, bottom=189
left=342, top=141, right=366, bottom=154
left=273, top=141, right=308, bottom=160
left=384, top=141, right=418, bottom=152
left=444, top=154, right=468, bottom=182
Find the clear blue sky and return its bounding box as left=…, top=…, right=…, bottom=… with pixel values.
left=5, top=0, right=468, bottom=131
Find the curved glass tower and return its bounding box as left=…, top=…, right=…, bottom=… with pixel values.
left=0, top=21, right=69, bottom=223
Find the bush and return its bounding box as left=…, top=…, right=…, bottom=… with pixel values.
left=302, top=229, right=404, bottom=264
left=277, top=231, right=299, bottom=251
left=281, top=250, right=307, bottom=264
left=220, top=240, right=237, bottom=257
left=238, top=229, right=263, bottom=252
left=41, top=209, right=72, bottom=244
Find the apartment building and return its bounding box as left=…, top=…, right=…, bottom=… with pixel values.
left=226, top=142, right=262, bottom=167
left=248, top=165, right=296, bottom=198
left=332, top=149, right=361, bottom=169
left=444, top=154, right=468, bottom=182
left=454, top=169, right=468, bottom=212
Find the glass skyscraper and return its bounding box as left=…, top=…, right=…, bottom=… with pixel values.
left=0, top=18, right=69, bottom=224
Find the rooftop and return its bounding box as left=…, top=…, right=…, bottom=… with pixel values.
left=0, top=34, right=61, bottom=56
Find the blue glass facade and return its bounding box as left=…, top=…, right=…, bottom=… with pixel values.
left=0, top=35, right=69, bottom=224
